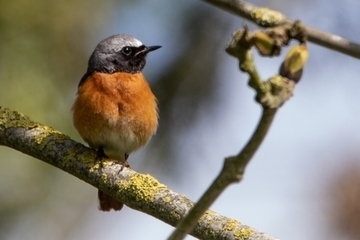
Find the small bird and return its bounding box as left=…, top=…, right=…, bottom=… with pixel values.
left=72, top=34, right=160, bottom=211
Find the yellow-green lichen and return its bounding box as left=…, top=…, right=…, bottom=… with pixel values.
left=0, top=107, right=70, bottom=145
left=169, top=210, right=182, bottom=221
left=83, top=155, right=98, bottom=167
left=199, top=210, right=216, bottom=221
left=29, top=125, right=71, bottom=156
left=101, top=173, right=108, bottom=183
left=198, top=210, right=217, bottom=227
left=33, top=126, right=61, bottom=144
left=223, top=219, right=240, bottom=231
left=0, top=107, right=37, bottom=130
left=234, top=227, right=255, bottom=239
left=121, top=173, right=167, bottom=202
left=164, top=195, right=172, bottom=203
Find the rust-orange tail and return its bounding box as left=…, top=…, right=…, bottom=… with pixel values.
left=98, top=190, right=123, bottom=211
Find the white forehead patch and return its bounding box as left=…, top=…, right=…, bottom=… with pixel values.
left=119, top=34, right=143, bottom=47
left=96, top=34, right=143, bottom=53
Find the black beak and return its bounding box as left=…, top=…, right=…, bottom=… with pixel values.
left=135, top=45, right=162, bottom=56
left=146, top=45, right=162, bottom=53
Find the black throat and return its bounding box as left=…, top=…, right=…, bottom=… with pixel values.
left=78, top=45, right=148, bottom=87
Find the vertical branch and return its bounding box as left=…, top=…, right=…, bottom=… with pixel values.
left=168, top=108, right=277, bottom=240
left=168, top=13, right=309, bottom=239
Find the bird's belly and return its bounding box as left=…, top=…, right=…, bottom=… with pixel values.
left=73, top=100, right=156, bottom=161
left=74, top=112, right=153, bottom=159
left=97, top=122, right=141, bottom=160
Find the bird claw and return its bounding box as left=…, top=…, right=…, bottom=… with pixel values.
left=95, top=147, right=108, bottom=167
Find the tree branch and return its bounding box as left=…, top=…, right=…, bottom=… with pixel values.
left=0, top=106, right=278, bottom=240
left=168, top=108, right=277, bottom=240
left=203, top=0, right=360, bottom=59
left=168, top=21, right=307, bottom=239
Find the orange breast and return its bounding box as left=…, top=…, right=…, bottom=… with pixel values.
left=72, top=72, right=158, bottom=160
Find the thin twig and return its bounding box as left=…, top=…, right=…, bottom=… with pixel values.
left=203, top=0, right=360, bottom=59
left=168, top=108, right=277, bottom=240
left=168, top=19, right=305, bottom=238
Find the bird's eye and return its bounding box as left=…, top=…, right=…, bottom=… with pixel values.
left=122, top=47, right=132, bottom=55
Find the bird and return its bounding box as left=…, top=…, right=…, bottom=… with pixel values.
left=72, top=34, right=160, bottom=211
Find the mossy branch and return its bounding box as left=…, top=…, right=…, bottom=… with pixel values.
left=0, top=106, right=278, bottom=240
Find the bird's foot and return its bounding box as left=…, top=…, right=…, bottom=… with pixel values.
left=95, top=147, right=108, bottom=168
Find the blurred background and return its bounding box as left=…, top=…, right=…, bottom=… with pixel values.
left=1, top=0, right=360, bottom=239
